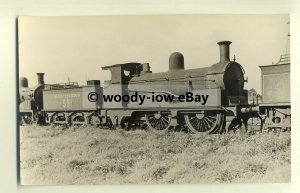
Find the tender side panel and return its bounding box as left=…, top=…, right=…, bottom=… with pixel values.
left=261, top=64, right=290, bottom=104
left=43, top=86, right=101, bottom=111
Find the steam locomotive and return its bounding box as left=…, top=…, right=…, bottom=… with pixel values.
left=19, top=41, right=290, bottom=133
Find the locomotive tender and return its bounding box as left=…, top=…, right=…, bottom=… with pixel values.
left=20, top=40, right=287, bottom=134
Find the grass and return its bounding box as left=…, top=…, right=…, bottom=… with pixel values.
left=19, top=125, right=291, bottom=185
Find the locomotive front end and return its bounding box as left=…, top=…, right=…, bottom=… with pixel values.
left=123, top=40, right=250, bottom=133
left=19, top=73, right=45, bottom=124
left=205, top=41, right=246, bottom=101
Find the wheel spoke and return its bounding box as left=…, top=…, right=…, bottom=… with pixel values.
left=201, top=119, right=206, bottom=131
left=149, top=118, right=155, bottom=125
left=161, top=116, right=168, bottom=123
left=199, top=120, right=204, bottom=132
left=206, top=117, right=215, bottom=125
left=161, top=120, right=166, bottom=129
left=196, top=120, right=201, bottom=131
left=191, top=116, right=197, bottom=125
left=207, top=116, right=216, bottom=121
left=159, top=120, right=163, bottom=129
left=162, top=118, right=167, bottom=126
left=203, top=119, right=210, bottom=132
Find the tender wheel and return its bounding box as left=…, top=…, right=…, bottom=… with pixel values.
left=145, top=111, right=172, bottom=130
left=184, top=111, right=225, bottom=134
left=104, top=117, right=115, bottom=129
left=23, top=115, right=32, bottom=125
left=90, top=116, right=102, bottom=126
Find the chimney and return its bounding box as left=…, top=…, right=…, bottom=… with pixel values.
left=19, top=77, right=28, bottom=88
left=217, top=41, right=232, bottom=62
left=37, top=73, right=45, bottom=85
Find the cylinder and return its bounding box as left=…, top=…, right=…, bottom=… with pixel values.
left=19, top=77, right=28, bottom=88
left=37, top=73, right=45, bottom=85
left=217, top=41, right=232, bottom=62
left=169, top=52, right=184, bottom=71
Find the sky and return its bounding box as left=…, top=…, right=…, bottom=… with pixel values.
left=18, top=15, right=289, bottom=94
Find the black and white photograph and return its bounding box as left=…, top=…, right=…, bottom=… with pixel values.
left=18, top=15, right=291, bottom=185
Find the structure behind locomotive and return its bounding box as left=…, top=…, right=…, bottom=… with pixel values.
left=19, top=41, right=262, bottom=133
left=258, top=54, right=291, bottom=131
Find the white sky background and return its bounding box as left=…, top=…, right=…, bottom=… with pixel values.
left=19, top=15, right=289, bottom=94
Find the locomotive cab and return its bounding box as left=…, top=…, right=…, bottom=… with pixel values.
left=102, top=62, right=146, bottom=84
